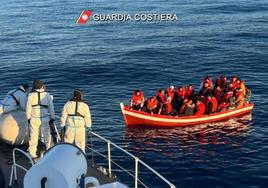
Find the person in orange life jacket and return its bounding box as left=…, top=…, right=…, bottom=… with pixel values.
left=203, top=76, right=213, bottom=89
left=176, top=86, right=186, bottom=107
left=130, top=90, right=144, bottom=111
left=185, top=84, right=194, bottom=99
left=215, top=76, right=227, bottom=90
left=235, top=88, right=245, bottom=108
left=146, top=96, right=161, bottom=115
left=230, top=76, right=240, bottom=90
left=165, top=86, right=175, bottom=101
left=161, top=97, right=173, bottom=116
left=156, top=89, right=166, bottom=104
left=206, top=95, right=218, bottom=115
left=195, top=99, right=206, bottom=116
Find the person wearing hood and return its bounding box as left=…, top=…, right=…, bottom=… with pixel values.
left=0, top=84, right=29, bottom=115
left=60, top=89, right=92, bottom=153
left=26, top=80, right=55, bottom=159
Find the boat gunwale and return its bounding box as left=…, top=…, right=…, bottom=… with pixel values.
left=121, top=103, right=254, bottom=123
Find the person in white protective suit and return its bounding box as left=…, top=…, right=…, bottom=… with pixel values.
left=0, top=84, right=29, bottom=115
left=60, top=89, right=92, bottom=153
left=26, top=80, right=55, bottom=158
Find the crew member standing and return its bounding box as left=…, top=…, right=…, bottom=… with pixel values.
left=0, top=84, right=29, bottom=115
left=60, top=89, right=91, bottom=153
left=26, top=80, right=55, bottom=159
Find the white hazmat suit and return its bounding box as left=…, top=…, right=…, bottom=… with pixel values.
left=61, top=100, right=91, bottom=153
left=26, top=88, right=55, bottom=158
left=0, top=85, right=28, bottom=115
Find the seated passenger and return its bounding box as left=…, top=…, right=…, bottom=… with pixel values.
left=179, top=99, right=192, bottom=115
left=206, top=95, right=218, bottom=115
left=215, top=76, right=227, bottom=90
left=203, top=76, right=213, bottom=90
left=195, top=100, right=206, bottom=116
left=230, top=76, right=239, bottom=90
left=130, top=90, right=145, bottom=111
left=225, top=85, right=236, bottom=108
left=165, top=85, right=175, bottom=101
left=146, top=96, right=161, bottom=115
left=0, top=84, right=29, bottom=115
left=214, top=86, right=224, bottom=103
left=156, top=89, right=166, bottom=104
left=184, top=100, right=195, bottom=116
left=161, top=97, right=173, bottom=116
left=185, top=84, right=194, bottom=99
left=235, top=88, right=245, bottom=108
left=200, top=82, right=212, bottom=96
left=176, top=86, right=186, bottom=106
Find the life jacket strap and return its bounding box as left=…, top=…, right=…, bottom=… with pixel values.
left=9, top=88, right=25, bottom=106
left=68, top=101, right=85, bottom=118
left=32, top=92, right=48, bottom=108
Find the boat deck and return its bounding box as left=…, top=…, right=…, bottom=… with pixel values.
left=0, top=142, right=116, bottom=188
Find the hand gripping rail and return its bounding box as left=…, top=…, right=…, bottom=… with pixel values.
left=9, top=148, right=34, bottom=187
left=87, top=131, right=176, bottom=188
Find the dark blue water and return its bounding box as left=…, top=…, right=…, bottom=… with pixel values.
left=0, top=0, right=268, bottom=187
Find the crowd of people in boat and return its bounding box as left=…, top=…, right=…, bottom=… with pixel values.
left=129, top=76, right=252, bottom=116
left=0, top=80, right=91, bottom=158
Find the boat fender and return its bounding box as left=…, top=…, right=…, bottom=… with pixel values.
left=84, top=177, right=99, bottom=187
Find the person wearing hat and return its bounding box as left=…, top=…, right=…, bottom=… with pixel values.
left=60, top=89, right=92, bottom=153
left=0, top=84, right=29, bottom=115
left=26, top=80, right=55, bottom=159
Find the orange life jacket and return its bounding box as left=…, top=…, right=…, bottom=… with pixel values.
left=157, top=91, right=166, bottom=103
left=224, top=91, right=234, bottom=100
left=132, top=92, right=144, bottom=105
left=218, top=102, right=229, bottom=111
left=206, top=97, right=218, bottom=113
left=177, top=87, right=186, bottom=99
left=211, top=97, right=218, bottom=112
left=195, top=102, right=205, bottom=116
left=166, top=88, right=175, bottom=99
left=185, top=87, right=194, bottom=98
left=165, top=102, right=172, bottom=114
left=147, top=97, right=158, bottom=110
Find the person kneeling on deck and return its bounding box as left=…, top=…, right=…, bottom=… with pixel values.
left=130, top=90, right=144, bottom=111
left=0, top=84, right=29, bottom=115
left=60, top=89, right=92, bottom=153
left=26, top=80, right=55, bottom=159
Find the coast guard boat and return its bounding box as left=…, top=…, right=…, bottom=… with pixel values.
left=0, top=111, right=176, bottom=188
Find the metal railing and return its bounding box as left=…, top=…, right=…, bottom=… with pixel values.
left=87, top=131, right=176, bottom=188
left=9, top=148, right=34, bottom=187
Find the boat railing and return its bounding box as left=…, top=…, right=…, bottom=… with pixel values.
left=9, top=148, right=34, bottom=187
left=87, top=131, right=176, bottom=188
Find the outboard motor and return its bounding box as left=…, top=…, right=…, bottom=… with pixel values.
left=24, top=143, right=93, bottom=188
